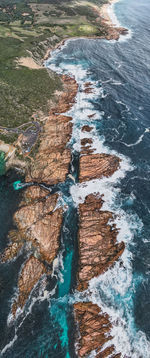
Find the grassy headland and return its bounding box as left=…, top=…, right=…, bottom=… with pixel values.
left=0, top=0, right=109, bottom=156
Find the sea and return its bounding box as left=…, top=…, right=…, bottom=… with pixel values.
left=0, top=0, right=150, bottom=357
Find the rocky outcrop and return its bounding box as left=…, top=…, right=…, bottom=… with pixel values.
left=74, top=151, right=124, bottom=356
left=23, top=185, right=50, bottom=202
left=1, top=188, right=62, bottom=263
left=14, top=191, right=63, bottom=263
left=81, top=138, right=94, bottom=155
left=105, top=25, right=128, bottom=41
left=82, top=125, right=93, bottom=132
left=83, top=82, right=93, bottom=94
left=77, top=194, right=124, bottom=291
left=79, top=153, right=120, bottom=182
left=12, top=256, right=46, bottom=315
left=74, top=302, right=121, bottom=358
left=1, top=186, right=62, bottom=314
left=1, top=74, right=78, bottom=316
left=27, top=75, right=78, bottom=185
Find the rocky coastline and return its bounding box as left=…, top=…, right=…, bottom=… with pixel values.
left=73, top=136, right=125, bottom=356
left=0, top=74, right=78, bottom=316
left=74, top=302, right=121, bottom=358
left=0, top=0, right=128, bottom=355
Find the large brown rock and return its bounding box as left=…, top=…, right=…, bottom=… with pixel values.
left=79, top=153, right=120, bottom=182
left=1, top=75, right=78, bottom=316
left=74, top=302, right=121, bottom=358
left=12, top=256, right=46, bottom=315
left=23, top=185, right=49, bottom=202
left=28, top=117, right=72, bottom=184
left=77, top=194, right=125, bottom=291
left=74, top=193, right=124, bottom=357
left=82, top=125, right=93, bottom=132
left=28, top=75, right=78, bottom=185
left=1, top=187, right=63, bottom=314
left=14, top=191, right=63, bottom=264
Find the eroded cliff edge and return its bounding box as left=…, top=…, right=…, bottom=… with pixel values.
left=0, top=1, right=128, bottom=355
left=1, top=74, right=78, bottom=316
left=73, top=138, right=125, bottom=357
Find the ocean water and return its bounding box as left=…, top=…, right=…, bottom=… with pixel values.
left=1, top=0, right=150, bottom=357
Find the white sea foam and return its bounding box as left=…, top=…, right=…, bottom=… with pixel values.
left=46, top=40, right=150, bottom=356
left=52, top=251, right=64, bottom=284
left=70, top=153, right=133, bottom=207
left=3, top=272, right=58, bottom=355
left=120, top=127, right=150, bottom=147
left=90, top=278, right=150, bottom=358
left=119, top=28, right=133, bottom=42
left=1, top=334, right=18, bottom=355
left=104, top=0, right=133, bottom=43
left=107, top=2, right=121, bottom=28
left=34, top=14, right=150, bottom=356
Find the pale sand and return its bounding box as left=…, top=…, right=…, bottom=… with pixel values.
left=100, top=0, right=120, bottom=27
left=0, top=141, right=16, bottom=159
left=17, top=57, right=43, bottom=69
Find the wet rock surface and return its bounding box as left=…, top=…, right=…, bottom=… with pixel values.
left=14, top=190, right=63, bottom=263
left=79, top=153, right=120, bottom=182
left=28, top=75, right=78, bottom=185
left=1, top=187, right=63, bottom=314
left=1, top=75, right=78, bottom=315
left=74, top=302, right=121, bottom=358
left=83, top=82, right=94, bottom=94
left=74, top=151, right=124, bottom=356
left=77, top=194, right=125, bottom=291
left=12, top=256, right=46, bottom=316
left=81, top=125, right=93, bottom=132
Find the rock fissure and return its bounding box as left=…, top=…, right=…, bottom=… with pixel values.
left=1, top=67, right=126, bottom=358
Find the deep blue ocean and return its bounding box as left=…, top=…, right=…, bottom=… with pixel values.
left=0, top=0, right=150, bottom=357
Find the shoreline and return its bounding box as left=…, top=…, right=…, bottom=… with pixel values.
left=100, top=0, right=121, bottom=28
left=44, top=2, right=128, bottom=357
left=1, top=0, right=128, bottom=356
left=43, top=0, right=127, bottom=63
left=0, top=74, right=78, bottom=318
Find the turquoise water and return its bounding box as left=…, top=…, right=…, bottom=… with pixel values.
left=49, top=201, right=78, bottom=358
left=13, top=180, right=22, bottom=190
left=1, top=0, right=150, bottom=356
left=0, top=151, right=5, bottom=176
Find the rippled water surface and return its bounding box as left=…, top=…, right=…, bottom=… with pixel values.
left=0, top=0, right=150, bottom=357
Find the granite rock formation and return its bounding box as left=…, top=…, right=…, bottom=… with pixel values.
left=74, top=302, right=121, bottom=358
left=77, top=194, right=125, bottom=291
left=1, top=187, right=63, bottom=314
left=74, top=144, right=124, bottom=356
left=79, top=153, right=120, bottom=182
left=81, top=125, right=93, bottom=132
left=27, top=75, right=78, bottom=185
left=12, top=256, right=46, bottom=316
left=1, top=75, right=78, bottom=315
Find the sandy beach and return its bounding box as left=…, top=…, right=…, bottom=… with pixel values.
left=100, top=0, right=120, bottom=28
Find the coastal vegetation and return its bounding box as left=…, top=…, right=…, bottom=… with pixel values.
left=0, top=0, right=108, bottom=146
